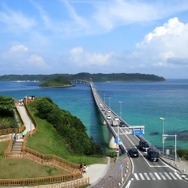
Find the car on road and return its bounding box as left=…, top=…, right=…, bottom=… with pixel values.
left=119, top=121, right=125, bottom=127
left=128, top=148, right=139, bottom=158
left=112, top=117, right=119, bottom=126
left=107, top=115, right=111, bottom=120
left=139, top=140, right=150, bottom=152
left=147, top=148, right=159, bottom=162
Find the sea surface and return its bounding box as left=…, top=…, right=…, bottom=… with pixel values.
left=0, top=80, right=187, bottom=151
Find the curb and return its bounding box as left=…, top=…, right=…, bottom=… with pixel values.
left=160, top=157, right=188, bottom=181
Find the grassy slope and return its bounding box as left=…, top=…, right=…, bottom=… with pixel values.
left=26, top=107, right=107, bottom=165
left=0, top=142, right=67, bottom=179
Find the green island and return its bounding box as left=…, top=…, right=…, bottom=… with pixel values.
left=0, top=72, right=165, bottom=87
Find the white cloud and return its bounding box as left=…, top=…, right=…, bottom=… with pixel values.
left=144, top=17, right=186, bottom=42
left=0, top=45, right=49, bottom=74
left=27, top=54, right=46, bottom=67
left=93, top=0, right=188, bottom=31
left=0, top=7, right=35, bottom=32
left=9, top=44, right=28, bottom=53
left=136, top=17, right=188, bottom=68
left=69, top=47, right=114, bottom=67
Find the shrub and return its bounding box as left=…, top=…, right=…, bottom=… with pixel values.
left=28, top=97, right=102, bottom=156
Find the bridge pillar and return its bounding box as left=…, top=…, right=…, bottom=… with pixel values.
left=100, top=115, right=107, bottom=125
left=108, top=131, right=116, bottom=149
left=103, top=120, right=107, bottom=125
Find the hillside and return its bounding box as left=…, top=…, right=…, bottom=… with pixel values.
left=68, top=72, right=165, bottom=82
left=27, top=97, right=102, bottom=156
left=0, top=72, right=165, bottom=83
left=0, top=96, right=17, bottom=129
left=40, top=75, right=72, bottom=87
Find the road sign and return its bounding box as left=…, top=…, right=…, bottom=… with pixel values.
left=114, top=137, right=118, bottom=144
left=114, top=137, right=122, bottom=144
left=133, top=129, right=144, bottom=136
left=119, top=164, right=124, bottom=169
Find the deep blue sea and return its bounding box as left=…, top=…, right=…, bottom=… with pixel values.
left=0, top=80, right=187, bottom=150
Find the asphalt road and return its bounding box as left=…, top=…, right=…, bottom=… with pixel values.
left=115, top=127, right=188, bottom=188
left=91, top=83, right=188, bottom=188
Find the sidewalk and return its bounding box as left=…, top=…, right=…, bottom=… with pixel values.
left=16, top=105, right=35, bottom=133
left=161, top=157, right=188, bottom=180
left=84, top=156, right=131, bottom=188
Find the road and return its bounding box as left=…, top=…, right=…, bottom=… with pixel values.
left=90, top=82, right=188, bottom=188
left=114, top=126, right=188, bottom=188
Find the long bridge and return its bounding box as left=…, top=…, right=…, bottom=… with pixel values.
left=73, top=80, right=187, bottom=188
left=90, top=82, right=144, bottom=151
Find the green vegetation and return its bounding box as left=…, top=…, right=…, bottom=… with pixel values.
left=177, top=149, right=188, bottom=160
left=40, top=75, right=72, bottom=87
left=0, top=142, right=68, bottom=179
left=0, top=72, right=165, bottom=83
left=69, top=72, right=165, bottom=82
left=0, top=96, right=17, bottom=129
left=27, top=97, right=106, bottom=164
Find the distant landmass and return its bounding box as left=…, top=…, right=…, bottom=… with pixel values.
left=0, top=72, right=165, bottom=87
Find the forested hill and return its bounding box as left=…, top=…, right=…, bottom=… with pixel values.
left=0, top=72, right=165, bottom=82
left=68, top=73, right=165, bottom=82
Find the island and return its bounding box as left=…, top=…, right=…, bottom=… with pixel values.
left=0, top=72, right=165, bottom=87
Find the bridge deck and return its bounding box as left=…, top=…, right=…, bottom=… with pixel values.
left=90, top=82, right=133, bottom=151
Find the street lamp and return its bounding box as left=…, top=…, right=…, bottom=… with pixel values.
left=108, top=97, right=111, bottom=108
left=103, top=94, right=106, bottom=104
left=118, top=101, right=122, bottom=139
left=160, top=117, right=165, bottom=154
left=116, top=101, right=122, bottom=161
left=163, top=134, right=177, bottom=161
left=175, top=134, right=177, bottom=161
left=119, top=101, right=122, bottom=118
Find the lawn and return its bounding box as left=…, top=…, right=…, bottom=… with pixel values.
left=0, top=142, right=67, bottom=179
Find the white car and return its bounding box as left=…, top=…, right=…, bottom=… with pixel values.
left=107, top=115, right=111, bottom=120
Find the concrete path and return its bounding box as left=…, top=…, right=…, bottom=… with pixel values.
left=16, top=105, right=35, bottom=134
left=83, top=162, right=109, bottom=185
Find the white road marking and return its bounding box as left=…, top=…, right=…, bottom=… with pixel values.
left=174, top=172, right=182, bottom=180
left=169, top=172, right=177, bottom=180
left=154, top=172, right=161, bottom=180
left=159, top=172, right=166, bottom=180
left=133, top=172, right=184, bottom=181
left=164, top=172, right=172, bottom=180
left=139, top=173, right=145, bottom=180
left=134, top=173, right=140, bottom=180
left=149, top=173, right=156, bottom=180
left=144, top=173, right=150, bottom=180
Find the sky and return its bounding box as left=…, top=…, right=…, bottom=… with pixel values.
left=1, top=0, right=188, bottom=78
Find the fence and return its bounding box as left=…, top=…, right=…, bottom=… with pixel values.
left=0, top=103, right=25, bottom=136
left=4, top=137, right=13, bottom=157
left=0, top=134, right=11, bottom=142
left=2, top=100, right=88, bottom=187
left=0, top=174, right=87, bottom=187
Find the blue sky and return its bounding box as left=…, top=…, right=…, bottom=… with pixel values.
left=1, top=0, right=188, bottom=78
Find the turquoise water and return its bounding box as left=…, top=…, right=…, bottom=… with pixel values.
left=0, top=80, right=187, bottom=150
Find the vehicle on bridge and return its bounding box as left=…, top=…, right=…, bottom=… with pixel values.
left=147, top=148, right=160, bottom=162
left=128, top=148, right=139, bottom=158
left=107, top=115, right=112, bottom=120
left=139, top=139, right=150, bottom=152
left=112, top=117, right=120, bottom=127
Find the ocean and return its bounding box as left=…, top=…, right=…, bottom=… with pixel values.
left=0, top=80, right=187, bottom=150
